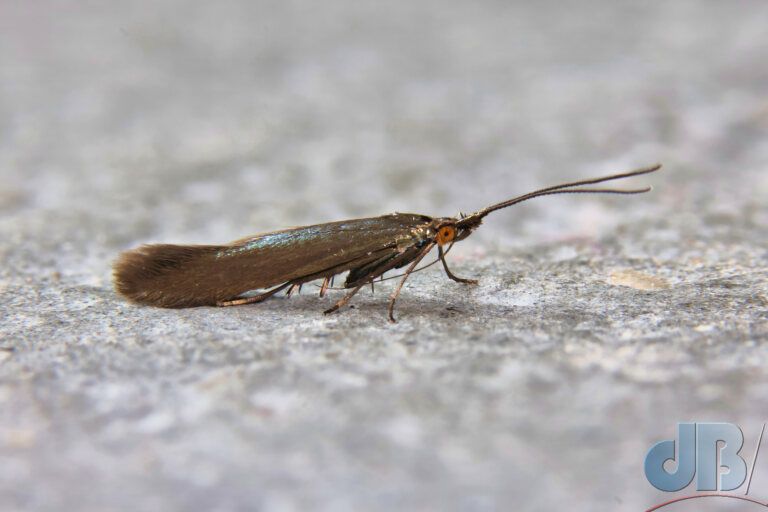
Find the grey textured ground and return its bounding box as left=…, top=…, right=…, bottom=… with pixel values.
left=1, top=1, right=767, bottom=511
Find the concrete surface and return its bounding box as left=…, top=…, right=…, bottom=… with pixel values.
left=1, top=1, right=767, bottom=511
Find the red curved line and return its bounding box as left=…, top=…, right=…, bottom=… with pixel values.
left=645, top=493, right=768, bottom=511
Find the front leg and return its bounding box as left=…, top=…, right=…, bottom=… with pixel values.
left=438, top=245, right=478, bottom=284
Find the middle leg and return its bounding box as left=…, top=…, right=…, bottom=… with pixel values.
left=388, top=242, right=436, bottom=322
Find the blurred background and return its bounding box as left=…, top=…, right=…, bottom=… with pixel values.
left=1, top=1, right=767, bottom=511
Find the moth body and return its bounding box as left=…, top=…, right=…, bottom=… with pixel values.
left=113, top=164, right=661, bottom=321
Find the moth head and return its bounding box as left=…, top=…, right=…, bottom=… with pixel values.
left=431, top=218, right=473, bottom=246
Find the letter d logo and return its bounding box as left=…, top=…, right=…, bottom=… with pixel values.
left=645, top=422, right=697, bottom=492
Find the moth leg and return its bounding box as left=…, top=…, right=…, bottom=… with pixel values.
left=388, top=242, right=436, bottom=323
left=438, top=245, right=478, bottom=285
left=325, top=254, right=411, bottom=315
left=217, top=282, right=292, bottom=307
left=319, top=277, right=331, bottom=298
left=323, top=282, right=368, bottom=315
left=286, top=283, right=303, bottom=297
left=325, top=246, right=428, bottom=317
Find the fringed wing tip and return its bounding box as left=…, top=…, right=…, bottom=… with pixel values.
left=112, top=244, right=221, bottom=308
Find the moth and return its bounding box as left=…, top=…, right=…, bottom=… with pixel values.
left=114, top=164, right=661, bottom=321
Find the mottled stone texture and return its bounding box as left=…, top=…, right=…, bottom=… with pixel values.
left=1, top=1, right=767, bottom=511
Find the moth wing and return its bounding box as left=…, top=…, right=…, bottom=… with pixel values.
left=114, top=213, right=432, bottom=307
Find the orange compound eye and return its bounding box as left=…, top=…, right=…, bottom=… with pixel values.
left=436, top=225, right=456, bottom=245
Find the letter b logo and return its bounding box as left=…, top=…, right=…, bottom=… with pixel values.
left=645, top=423, right=747, bottom=492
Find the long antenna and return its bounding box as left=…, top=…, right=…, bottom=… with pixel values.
left=456, top=163, right=662, bottom=229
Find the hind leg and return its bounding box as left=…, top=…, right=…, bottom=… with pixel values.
left=216, top=282, right=291, bottom=306
left=323, top=282, right=367, bottom=315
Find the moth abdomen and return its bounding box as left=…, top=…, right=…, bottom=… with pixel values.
left=113, top=244, right=228, bottom=308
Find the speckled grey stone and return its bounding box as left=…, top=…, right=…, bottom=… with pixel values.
left=1, top=1, right=767, bottom=511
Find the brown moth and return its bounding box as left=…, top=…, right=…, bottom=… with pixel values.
left=114, top=164, right=661, bottom=321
